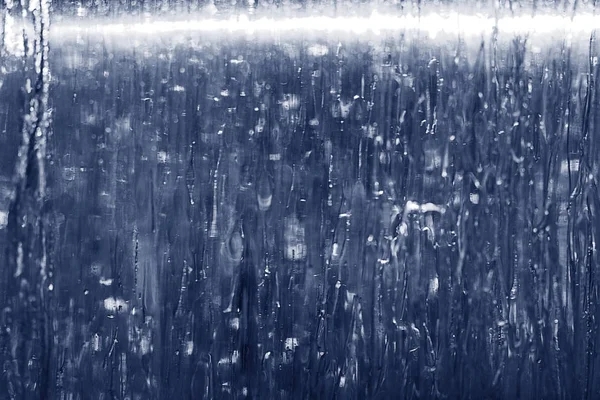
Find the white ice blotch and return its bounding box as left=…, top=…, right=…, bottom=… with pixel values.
left=280, top=94, right=300, bottom=111
left=14, top=243, right=24, bottom=278
left=140, top=335, right=151, bottom=355
left=185, top=341, right=194, bottom=355
left=284, top=337, right=299, bottom=351
left=404, top=201, right=421, bottom=213
left=404, top=201, right=445, bottom=215
left=469, top=193, right=480, bottom=205
left=219, top=350, right=240, bottom=365
left=399, top=223, right=408, bottom=236
left=2, top=13, right=34, bottom=57
left=157, top=151, right=168, bottom=164
left=103, top=297, right=128, bottom=313
left=76, top=6, right=87, bottom=17
left=257, top=193, right=272, bottom=211
left=332, top=242, right=340, bottom=260
left=345, top=290, right=356, bottom=310
left=284, top=215, right=307, bottom=261
left=99, top=278, right=113, bottom=286
left=429, top=275, right=439, bottom=297
left=307, top=44, right=328, bottom=57
left=92, top=333, right=101, bottom=352
left=560, top=159, right=580, bottom=174
left=283, top=338, right=299, bottom=364
left=257, top=174, right=272, bottom=211
left=0, top=211, right=9, bottom=229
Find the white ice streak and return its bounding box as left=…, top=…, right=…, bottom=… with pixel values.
left=41, top=12, right=600, bottom=40
left=4, top=11, right=599, bottom=57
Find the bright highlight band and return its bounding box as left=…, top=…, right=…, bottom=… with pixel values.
left=2, top=10, right=598, bottom=56
left=48, top=12, right=600, bottom=37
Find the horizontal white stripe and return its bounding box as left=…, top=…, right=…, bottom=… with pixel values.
left=48, top=11, right=600, bottom=37
left=2, top=9, right=598, bottom=55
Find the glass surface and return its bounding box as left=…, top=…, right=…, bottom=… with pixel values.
left=1, top=1, right=599, bottom=398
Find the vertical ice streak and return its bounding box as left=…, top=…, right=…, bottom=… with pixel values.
left=2, top=0, right=51, bottom=398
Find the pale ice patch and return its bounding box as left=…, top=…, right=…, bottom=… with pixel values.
left=99, top=278, right=113, bottom=286
left=560, top=159, right=579, bottom=174
left=280, top=94, right=300, bottom=111
left=283, top=338, right=299, bottom=364
left=469, top=193, right=480, bottom=205
left=185, top=341, right=194, bottom=355
left=2, top=14, right=34, bottom=57
left=429, top=275, right=439, bottom=297
left=140, top=335, right=152, bottom=355
left=0, top=211, right=8, bottom=229
left=257, top=193, right=272, bottom=211
left=284, top=337, right=299, bottom=351
left=157, top=151, right=168, bottom=164
left=404, top=201, right=446, bottom=215
left=307, top=44, right=328, bottom=56
left=218, top=350, right=240, bottom=365
left=92, top=333, right=101, bottom=352
left=103, top=297, right=129, bottom=313
left=284, top=215, right=307, bottom=261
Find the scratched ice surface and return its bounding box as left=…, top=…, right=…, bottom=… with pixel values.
left=1, top=0, right=600, bottom=398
